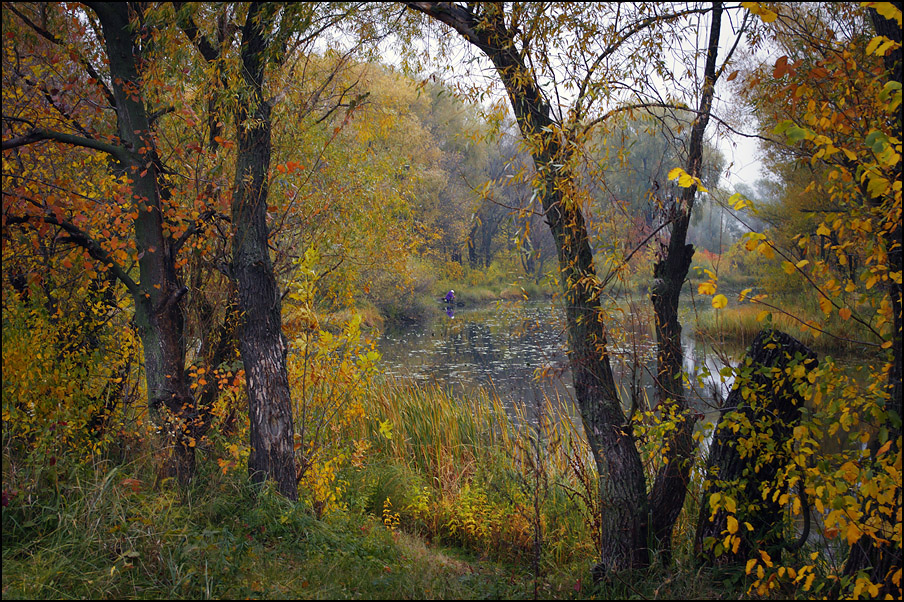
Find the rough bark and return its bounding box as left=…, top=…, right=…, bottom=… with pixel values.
left=405, top=2, right=650, bottom=572
left=647, top=2, right=722, bottom=560
left=231, top=2, right=298, bottom=500
left=89, top=2, right=196, bottom=486
left=695, top=329, right=818, bottom=564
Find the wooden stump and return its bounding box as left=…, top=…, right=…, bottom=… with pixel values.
left=695, top=329, right=818, bottom=564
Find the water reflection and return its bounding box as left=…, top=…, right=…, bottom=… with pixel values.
left=378, top=301, right=736, bottom=422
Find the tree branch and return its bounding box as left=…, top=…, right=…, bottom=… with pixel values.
left=5, top=211, right=141, bottom=298
left=2, top=127, right=129, bottom=161
left=5, top=3, right=117, bottom=107
left=171, top=209, right=220, bottom=256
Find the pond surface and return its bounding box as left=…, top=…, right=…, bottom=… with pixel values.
left=378, top=300, right=739, bottom=423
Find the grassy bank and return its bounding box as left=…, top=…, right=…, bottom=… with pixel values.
left=689, top=293, right=882, bottom=356
left=3, top=377, right=740, bottom=600
left=1, top=458, right=532, bottom=599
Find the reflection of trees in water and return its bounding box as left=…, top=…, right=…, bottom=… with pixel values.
left=381, top=302, right=735, bottom=417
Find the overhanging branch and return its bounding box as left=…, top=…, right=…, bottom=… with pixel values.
left=5, top=211, right=141, bottom=298
left=2, top=128, right=129, bottom=161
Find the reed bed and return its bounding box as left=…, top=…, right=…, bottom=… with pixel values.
left=691, top=299, right=880, bottom=355
left=358, top=378, right=599, bottom=563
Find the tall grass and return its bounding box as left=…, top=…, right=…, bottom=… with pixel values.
left=355, top=379, right=599, bottom=566
left=691, top=298, right=881, bottom=355
left=2, top=445, right=544, bottom=599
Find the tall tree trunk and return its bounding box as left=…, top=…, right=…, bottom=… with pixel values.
left=90, top=2, right=195, bottom=486
left=405, top=2, right=650, bottom=572
left=232, top=2, right=298, bottom=500
left=648, top=2, right=723, bottom=560
left=468, top=219, right=480, bottom=268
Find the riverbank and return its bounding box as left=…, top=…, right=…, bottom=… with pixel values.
left=690, top=294, right=882, bottom=356
left=370, top=261, right=558, bottom=331
left=1, top=378, right=733, bottom=600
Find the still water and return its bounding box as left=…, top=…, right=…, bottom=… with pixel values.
left=378, top=300, right=737, bottom=422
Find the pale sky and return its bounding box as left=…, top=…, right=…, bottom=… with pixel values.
left=375, top=3, right=767, bottom=191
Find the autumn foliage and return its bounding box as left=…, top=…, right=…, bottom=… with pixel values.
left=2, top=1, right=902, bottom=600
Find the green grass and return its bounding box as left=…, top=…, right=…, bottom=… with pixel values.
left=0, top=454, right=535, bottom=599
left=3, top=379, right=750, bottom=600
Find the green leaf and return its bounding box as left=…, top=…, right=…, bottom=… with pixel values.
left=785, top=125, right=808, bottom=143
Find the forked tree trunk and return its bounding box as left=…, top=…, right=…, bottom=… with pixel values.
left=648, top=2, right=723, bottom=560
left=90, top=2, right=196, bottom=486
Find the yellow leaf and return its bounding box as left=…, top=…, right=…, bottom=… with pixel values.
left=728, top=192, right=747, bottom=210
left=875, top=2, right=902, bottom=24
left=839, top=307, right=852, bottom=320
left=756, top=241, right=775, bottom=259
left=817, top=223, right=831, bottom=237
left=759, top=549, right=773, bottom=568
left=782, top=261, right=795, bottom=274
left=819, top=296, right=833, bottom=315
left=712, top=294, right=728, bottom=309
left=746, top=558, right=758, bottom=575
left=724, top=496, right=737, bottom=513
left=726, top=514, right=738, bottom=534
left=866, top=35, right=885, bottom=55
left=698, top=281, right=717, bottom=295
left=741, top=2, right=778, bottom=22
left=846, top=522, right=862, bottom=546
left=804, top=573, right=815, bottom=590
left=667, top=166, right=707, bottom=192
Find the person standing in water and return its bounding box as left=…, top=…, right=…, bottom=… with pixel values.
left=443, top=289, right=455, bottom=318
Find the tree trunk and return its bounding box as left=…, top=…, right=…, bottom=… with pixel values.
left=90, top=2, right=195, bottom=486
left=648, top=2, right=723, bottom=560
left=695, top=329, right=818, bottom=564
left=232, top=2, right=298, bottom=500
left=405, top=2, right=651, bottom=571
